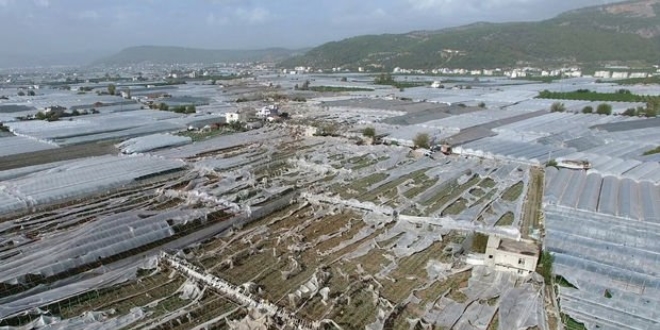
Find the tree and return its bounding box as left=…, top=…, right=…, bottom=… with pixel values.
left=546, top=159, right=558, bottom=168
left=478, top=102, right=486, bottom=108
left=539, top=251, right=554, bottom=284
left=581, top=106, right=593, bottom=114
left=319, top=122, right=338, bottom=136
left=362, top=127, right=376, bottom=138
left=622, top=108, right=636, bottom=117
left=158, top=103, right=169, bottom=111
left=340, top=77, right=348, bottom=82
left=374, top=72, right=393, bottom=84
left=300, top=80, right=310, bottom=90
left=596, top=103, right=612, bottom=115
left=185, top=105, right=196, bottom=114
left=27, top=90, right=35, bottom=96
left=413, top=133, right=430, bottom=149
left=294, top=84, right=299, bottom=90
left=108, top=84, right=116, bottom=96
left=550, top=102, right=565, bottom=112
left=645, top=107, right=657, bottom=118
left=17, top=90, right=25, bottom=96
left=71, top=109, right=80, bottom=116
left=35, top=111, right=47, bottom=120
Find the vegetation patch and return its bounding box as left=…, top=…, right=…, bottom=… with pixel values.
left=643, top=146, right=660, bottom=156
left=442, top=198, right=467, bottom=216
left=556, top=275, right=578, bottom=289
left=537, top=89, right=650, bottom=102
left=537, top=251, right=554, bottom=284
left=561, top=313, right=588, bottom=330
left=403, top=175, right=438, bottom=199
left=479, top=178, right=496, bottom=189
left=470, top=188, right=485, bottom=197
left=612, top=75, right=660, bottom=85
left=501, top=181, right=524, bottom=202
left=424, top=175, right=480, bottom=214
left=472, top=233, right=489, bottom=254
left=495, top=212, right=515, bottom=227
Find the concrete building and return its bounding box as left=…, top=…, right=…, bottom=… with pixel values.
left=611, top=72, right=629, bottom=79
left=258, top=105, right=279, bottom=118
left=44, top=106, right=67, bottom=116
left=484, top=235, right=539, bottom=276
left=594, top=71, right=612, bottom=79
left=629, top=72, right=648, bottom=79
left=225, top=112, right=240, bottom=124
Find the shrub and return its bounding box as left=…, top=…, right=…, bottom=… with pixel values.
left=413, top=133, right=430, bottom=149
left=581, top=106, right=593, bottom=114
left=622, top=108, right=636, bottom=117
left=550, top=102, right=566, bottom=112
left=362, top=127, right=376, bottom=138
left=596, top=103, right=612, bottom=115
left=538, top=251, right=554, bottom=284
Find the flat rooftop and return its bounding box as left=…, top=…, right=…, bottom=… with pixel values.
left=498, top=238, right=539, bottom=257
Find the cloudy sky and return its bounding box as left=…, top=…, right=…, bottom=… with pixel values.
left=0, top=0, right=621, bottom=55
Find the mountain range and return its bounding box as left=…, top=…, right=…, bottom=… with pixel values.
left=93, top=46, right=305, bottom=66
left=282, top=0, right=660, bottom=69
left=43, top=0, right=660, bottom=69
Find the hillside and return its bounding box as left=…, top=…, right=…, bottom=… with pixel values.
left=282, top=0, right=660, bottom=69
left=94, top=46, right=305, bottom=66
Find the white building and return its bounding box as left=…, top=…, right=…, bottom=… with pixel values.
left=258, top=105, right=279, bottom=118
left=594, top=71, right=612, bottom=79
left=225, top=112, right=240, bottom=124
left=611, top=72, right=629, bottom=79
left=629, top=72, right=648, bottom=79
left=484, top=235, right=539, bottom=276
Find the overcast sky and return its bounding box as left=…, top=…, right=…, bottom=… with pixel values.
left=0, top=0, right=622, bottom=55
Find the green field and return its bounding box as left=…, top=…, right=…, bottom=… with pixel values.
left=537, top=89, right=653, bottom=102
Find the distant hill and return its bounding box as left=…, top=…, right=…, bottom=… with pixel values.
left=94, top=46, right=306, bottom=66
left=282, top=0, right=660, bottom=69
left=0, top=50, right=112, bottom=69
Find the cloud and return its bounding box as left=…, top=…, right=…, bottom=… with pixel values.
left=409, top=0, right=535, bottom=11
left=78, top=10, right=99, bottom=20
left=33, top=0, right=49, bottom=8
left=206, top=12, right=229, bottom=26
left=0, top=0, right=14, bottom=7
left=235, top=6, right=270, bottom=24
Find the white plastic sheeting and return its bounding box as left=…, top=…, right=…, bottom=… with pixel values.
left=0, top=136, right=59, bottom=157
left=154, top=129, right=284, bottom=159
left=0, top=209, right=208, bottom=284
left=456, top=138, right=576, bottom=165
left=117, top=133, right=192, bottom=154
left=3, top=110, right=193, bottom=146
left=545, top=205, right=660, bottom=330
left=544, top=168, right=660, bottom=222
left=0, top=155, right=185, bottom=215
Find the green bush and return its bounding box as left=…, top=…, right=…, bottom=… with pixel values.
left=596, top=103, right=612, bottom=115
left=538, top=251, right=554, bottom=284
left=362, top=127, right=376, bottom=138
